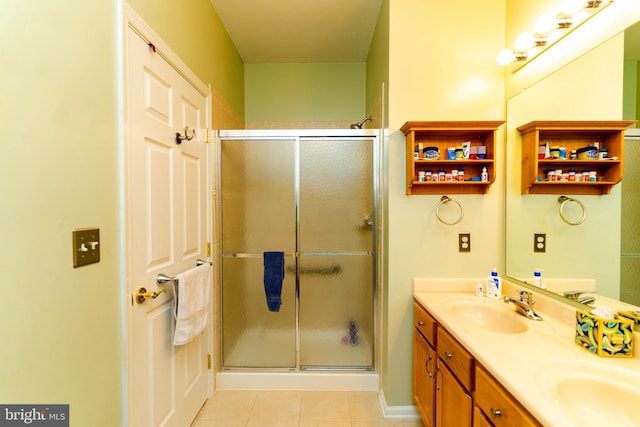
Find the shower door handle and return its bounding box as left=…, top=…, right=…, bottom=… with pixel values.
left=285, top=265, right=342, bottom=275
left=357, top=215, right=374, bottom=231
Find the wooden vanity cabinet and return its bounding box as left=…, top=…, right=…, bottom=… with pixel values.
left=473, top=407, right=493, bottom=427
left=436, top=327, right=473, bottom=426
left=413, top=303, right=437, bottom=427
left=474, top=365, right=541, bottom=427
left=413, top=302, right=473, bottom=427
left=414, top=301, right=542, bottom=427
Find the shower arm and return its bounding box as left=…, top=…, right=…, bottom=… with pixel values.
left=350, top=116, right=373, bottom=129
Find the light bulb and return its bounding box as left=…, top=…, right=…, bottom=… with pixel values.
left=560, top=0, right=584, bottom=15
left=535, top=13, right=558, bottom=34
left=496, top=49, right=515, bottom=66
left=515, top=32, right=535, bottom=51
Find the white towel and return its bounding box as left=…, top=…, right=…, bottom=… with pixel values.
left=173, top=264, right=211, bottom=345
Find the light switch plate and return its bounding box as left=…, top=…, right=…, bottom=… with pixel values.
left=73, top=227, right=100, bottom=267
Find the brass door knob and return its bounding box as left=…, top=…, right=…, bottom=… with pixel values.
left=136, top=287, right=167, bottom=304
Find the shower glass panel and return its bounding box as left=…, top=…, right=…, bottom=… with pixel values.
left=299, top=138, right=373, bottom=368
left=220, top=132, right=376, bottom=370
left=221, top=138, right=297, bottom=368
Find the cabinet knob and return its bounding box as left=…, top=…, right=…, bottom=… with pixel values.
left=417, top=321, right=424, bottom=326
left=490, top=408, right=502, bottom=418
left=444, top=352, right=453, bottom=359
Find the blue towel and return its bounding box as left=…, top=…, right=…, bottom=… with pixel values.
left=263, top=251, right=284, bottom=312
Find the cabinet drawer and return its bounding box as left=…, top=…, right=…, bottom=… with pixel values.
left=414, top=302, right=437, bottom=346
left=475, top=365, right=541, bottom=427
left=437, top=327, right=473, bottom=391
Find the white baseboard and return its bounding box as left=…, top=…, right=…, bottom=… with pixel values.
left=379, top=388, right=420, bottom=419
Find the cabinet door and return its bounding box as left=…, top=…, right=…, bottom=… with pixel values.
left=436, top=360, right=472, bottom=427
left=474, top=407, right=493, bottom=427
left=413, top=331, right=436, bottom=427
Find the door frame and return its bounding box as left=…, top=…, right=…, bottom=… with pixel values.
left=122, top=4, right=214, bottom=425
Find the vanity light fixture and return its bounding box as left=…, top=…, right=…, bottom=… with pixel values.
left=556, top=14, right=574, bottom=29
left=497, top=0, right=614, bottom=68
left=496, top=49, right=528, bottom=66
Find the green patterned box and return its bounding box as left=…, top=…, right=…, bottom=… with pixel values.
left=575, top=309, right=634, bottom=358
left=618, top=311, right=640, bottom=325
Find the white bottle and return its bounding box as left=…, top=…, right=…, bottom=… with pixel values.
left=475, top=282, right=484, bottom=297
left=481, top=167, right=488, bottom=182
left=486, top=268, right=502, bottom=299
left=533, top=269, right=545, bottom=289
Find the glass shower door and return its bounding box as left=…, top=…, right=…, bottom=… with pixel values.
left=298, top=137, right=374, bottom=369
left=221, top=138, right=297, bottom=368
left=220, top=133, right=376, bottom=370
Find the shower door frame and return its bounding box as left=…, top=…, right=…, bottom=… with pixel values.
left=216, top=128, right=382, bottom=372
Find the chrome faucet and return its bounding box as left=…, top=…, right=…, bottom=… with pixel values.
left=563, top=290, right=596, bottom=305
left=504, top=290, right=543, bottom=321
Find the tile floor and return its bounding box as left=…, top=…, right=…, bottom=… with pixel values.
left=192, top=390, right=424, bottom=427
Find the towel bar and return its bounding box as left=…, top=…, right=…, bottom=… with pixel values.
left=157, top=273, right=177, bottom=286
left=157, top=259, right=212, bottom=286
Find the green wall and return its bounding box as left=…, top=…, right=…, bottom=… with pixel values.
left=0, top=1, right=123, bottom=425
left=244, top=63, right=366, bottom=122
left=127, top=0, right=245, bottom=116
left=0, top=1, right=243, bottom=425
left=622, top=61, right=637, bottom=121
left=366, top=0, right=390, bottom=125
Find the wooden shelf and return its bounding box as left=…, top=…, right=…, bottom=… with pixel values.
left=517, top=120, right=635, bottom=195
left=401, top=121, right=504, bottom=195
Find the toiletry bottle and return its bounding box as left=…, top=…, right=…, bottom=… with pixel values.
left=481, top=167, right=488, bottom=182
left=475, top=282, right=484, bottom=297
left=533, top=269, right=545, bottom=289
left=486, top=268, right=502, bottom=299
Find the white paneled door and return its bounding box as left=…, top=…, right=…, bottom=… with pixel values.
left=125, top=18, right=210, bottom=427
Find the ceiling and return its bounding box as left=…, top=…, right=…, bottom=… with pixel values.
left=209, top=0, right=383, bottom=63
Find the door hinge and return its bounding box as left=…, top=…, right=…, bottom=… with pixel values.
left=206, top=242, right=211, bottom=257
left=203, top=128, right=212, bottom=143
left=207, top=354, right=212, bottom=370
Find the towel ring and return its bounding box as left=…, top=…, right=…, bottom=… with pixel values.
left=558, top=196, right=586, bottom=226
left=436, top=196, right=464, bottom=225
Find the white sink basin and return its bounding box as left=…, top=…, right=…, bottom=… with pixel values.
left=535, top=359, right=640, bottom=426
left=441, top=296, right=530, bottom=334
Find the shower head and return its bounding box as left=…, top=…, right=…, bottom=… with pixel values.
left=350, top=116, right=373, bottom=129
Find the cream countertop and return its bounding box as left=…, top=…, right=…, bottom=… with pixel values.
left=413, top=278, right=640, bottom=427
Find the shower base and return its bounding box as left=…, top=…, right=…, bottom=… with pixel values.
left=219, top=326, right=377, bottom=390
left=216, top=370, right=379, bottom=391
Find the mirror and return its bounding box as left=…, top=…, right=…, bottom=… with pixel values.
left=505, top=11, right=640, bottom=310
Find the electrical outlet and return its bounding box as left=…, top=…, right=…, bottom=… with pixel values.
left=459, top=233, right=471, bottom=252
left=534, top=233, right=546, bottom=253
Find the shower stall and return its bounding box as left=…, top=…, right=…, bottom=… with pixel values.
left=217, top=129, right=380, bottom=373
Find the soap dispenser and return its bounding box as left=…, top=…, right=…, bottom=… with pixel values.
left=533, top=269, right=545, bottom=289
left=486, top=268, right=502, bottom=299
